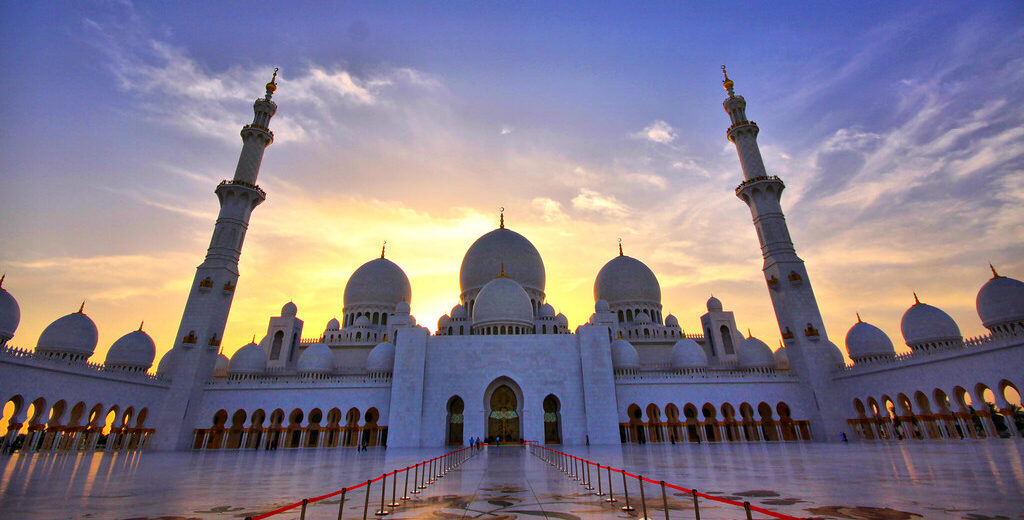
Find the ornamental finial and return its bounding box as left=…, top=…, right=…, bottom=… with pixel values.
left=499, top=207, right=505, bottom=229
left=251, top=334, right=256, bottom=344
left=381, top=240, right=386, bottom=259
left=747, top=328, right=752, bottom=339
left=856, top=312, right=862, bottom=324
left=722, top=65, right=735, bottom=97
left=138, top=320, right=144, bottom=331
left=77, top=301, right=86, bottom=314
left=498, top=262, right=507, bottom=278
left=0, top=273, right=4, bottom=289
left=913, top=292, right=920, bottom=305
left=618, top=238, right=623, bottom=257
left=265, top=67, right=279, bottom=99
left=990, top=263, right=1003, bottom=279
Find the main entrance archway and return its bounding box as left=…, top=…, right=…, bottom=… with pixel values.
left=485, top=378, right=522, bottom=443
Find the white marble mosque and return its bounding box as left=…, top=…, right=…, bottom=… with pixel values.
left=2, top=69, right=1023, bottom=457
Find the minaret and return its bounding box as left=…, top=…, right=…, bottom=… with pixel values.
left=152, top=70, right=279, bottom=450
left=723, top=67, right=844, bottom=440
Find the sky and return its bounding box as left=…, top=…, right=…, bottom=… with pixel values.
left=1, top=1, right=1022, bottom=367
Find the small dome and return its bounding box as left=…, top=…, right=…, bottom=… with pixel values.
left=845, top=320, right=895, bottom=362
left=823, top=341, right=846, bottom=367
left=671, top=339, right=707, bottom=369
left=460, top=228, right=546, bottom=295
left=665, top=314, right=679, bottom=328
left=229, top=341, right=267, bottom=375
left=774, top=347, right=789, bottom=371
left=901, top=298, right=961, bottom=349
left=214, top=353, right=230, bottom=378
left=297, top=343, right=335, bottom=374
left=594, top=255, right=661, bottom=306
left=451, top=304, right=467, bottom=320
left=976, top=271, right=1024, bottom=331
left=326, top=318, right=340, bottom=330
left=156, top=348, right=181, bottom=377
left=737, top=336, right=774, bottom=369
left=354, top=315, right=371, bottom=327
left=595, top=299, right=610, bottom=313
left=636, top=311, right=652, bottom=324
left=104, top=329, right=156, bottom=369
left=396, top=301, right=411, bottom=314
left=36, top=309, right=98, bottom=358
left=0, top=281, right=20, bottom=341
left=540, top=303, right=556, bottom=318
left=437, top=315, right=451, bottom=330
left=281, top=301, right=297, bottom=317
left=707, top=296, right=723, bottom=312
left=556, top=313, right=568, bottom=327
left=367, top=341, right=396, bottom=373
left=610, top=338, right=640, bottom=371
left=472, top=277, right=534, bottom=328
left=343, top=258, right=412, bottom=307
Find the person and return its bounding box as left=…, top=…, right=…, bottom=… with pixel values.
left=840, top=432, right=848, bottom=442
left=585, top=435, right=590, bottom=446
left=469, top=437, right=475, bottom=449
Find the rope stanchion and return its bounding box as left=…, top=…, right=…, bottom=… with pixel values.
left=412, top=463, right=422, bottom=493
left=299, top=499, right=308, bottom=520
left=621, top=469, right=635, bottom=511
left=638, top=475, right=648, bottom=520
left=388, top=468, right=400, bottom=507
left=337, top=489, right=346, bottom=520
left=605, top=465, right=617, bottom=503
left=401, top=466, right=411, bottom=500
left=692, top=489, right=700, bottom=520
left=596, top=462, right=603, bottom=496
left=744, top=501, right=753, bottom=520
left=585, top=460, right=594, bottom=490
left=660, top=481, right=669, bottom=520
left=362, top=479, right=370, bottom=520
left=375, top=473, right=388, bottom=516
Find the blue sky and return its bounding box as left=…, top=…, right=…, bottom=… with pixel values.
left=1, top=1, right=1022, bottom=361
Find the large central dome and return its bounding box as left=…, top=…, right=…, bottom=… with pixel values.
left=343, top=258, right=412, bottom=307
left=460, top=228, right=546, bottom=295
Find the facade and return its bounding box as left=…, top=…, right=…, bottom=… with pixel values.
left=2, top=70, right=1023, bottom=454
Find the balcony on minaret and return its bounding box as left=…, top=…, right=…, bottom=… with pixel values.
left=207, top=334, right=221, bottom=347
left=182, top=331, right=198, bottom=344
left=222, top=281, right=236, bottom=293
left=781, top=327, right=795, bottom=340
left=735, top=175, right=785, bottom=195
left=788, top=271, right=803, bottom=285
left=198, top=277, right=214, bottom=291
left=803, top=323, right=820, bottom=340
left=766, top=274, right=780, bottom=288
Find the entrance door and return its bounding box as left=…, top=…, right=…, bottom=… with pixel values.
left=488, top=385, right=520, bottom=443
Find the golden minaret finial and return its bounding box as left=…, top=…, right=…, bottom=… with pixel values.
left=499, top=207, right=505, bottom=229
left=384, top=333, right=389, bottom=342
left=618, top=238, right=623, bottom=257
left=617, top=330, right=623, bottom=340
left=856, top=312, right=862, bottom=324
left=913, top=292, right=920, bottom=305
left=76, top=301, right=86, bottom=314
left=498, top=262, right=507, bottom=278
left=265, top=67, right=279, bottom=99
left=251, top=335, right=256, bottom=344
left=747, top=328, right=752, bottom=339
left=381, top=241, right=387, bottom=259
left=722, top=65, right=735, bottom=97
left=138, top=321, right=145, bottom=331
left=990, top=264, right=1003, bottom=279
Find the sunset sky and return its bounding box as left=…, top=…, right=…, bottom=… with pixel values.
left=1, top=2, right=1022, bottom=366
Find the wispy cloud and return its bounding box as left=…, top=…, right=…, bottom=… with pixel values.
left=633, top=120, right=676, bottom=144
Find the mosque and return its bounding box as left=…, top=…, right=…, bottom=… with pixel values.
left=1, top=69, right=1022, bottom=453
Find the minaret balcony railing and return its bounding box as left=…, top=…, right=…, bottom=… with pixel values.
left=735, top=175, right=784, bottom=195
left=216, top=179, right=267, bottom=198
left=727, top=120, right=757, bottom=132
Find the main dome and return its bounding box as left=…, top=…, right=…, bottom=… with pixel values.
left=0, top=280, right=20, bottom=342
left=460, top=228, right=545, bottom=295
left=594, top=255, right=661, bottom=305
left=343, top=258, right=412, bottom=307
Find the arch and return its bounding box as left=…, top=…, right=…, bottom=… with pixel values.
left=543, top=394, right=562, bottom=444
left=997, top=380, right=1024, bottom=437
left=758, top=402, right=778, bottom=441
left=776, top=402, right=797, bottom=441
left=270, top=330, right=284, bottom=360
left=323, top=407, right=342, bottom=448
left=646, top=403, right=663, bottom=442
left=626, top=403, right=645, bottom=444
left=226, top=409, right=247, bottom=449
left=484, top=377, right=523, bottom=443
left=720, top=403, right=738, bottom=441
left=343, top=407, right=360, bottom=447
left=682, top=403, right=701, bottom=443
left=286, top=408, right=304, bottom=448
left=446, top=396, right=465, bottom=445
left=665, top=404, right=681, bottom=443
left=135, top=407, right=149, bottom=428
left=362, top=408, right=380, bottom=448
left=306, top=408, right=323, bottom=448
left=720, top=325, right=735, bottom=355
left=247, top=409, right=266, bottom=449
left=739, top=402, right=758, bottom=441
left=701, top=403, right=719, bottom=442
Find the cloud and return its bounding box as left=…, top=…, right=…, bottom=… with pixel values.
left=500, top=126, right=513, bottom=135
left=532, top=197, right=567, bottom=223
left=620, top=172, right=668, bottom=189
left=633, top=120, right=676, bottom=144
left=571, top=189, right=630, bottom=217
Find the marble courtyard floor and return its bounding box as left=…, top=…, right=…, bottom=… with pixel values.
left=1, top=441, right=1022, bottom=520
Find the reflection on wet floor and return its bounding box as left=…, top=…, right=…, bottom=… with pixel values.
left=1, top=441, right=1022, bottom=519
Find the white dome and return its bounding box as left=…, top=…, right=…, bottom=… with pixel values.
left=104, top=329, right=156, bottom=369
left=36, top=309, right=98, bottom=358
left=281, top=301, right=297, bottom=317
left=665, top=314, right=679, bottom=328
left=774, top=347, right=789, bottom=370
left=845, top=320, right=895, bottom=361
left=229, top=342, right=267, bottom=375
left=671, top=339, right=707, bottom=369
left=595, top=299, right=610, bottom=313
left=367, top=341, right=396, bottom=373
left=636, top=311, right=652, bottom=324
left=297, top=343, right=335, bottom=374
left=539, top=303, right=556, bottom=318
left=823, top=341, right=846, bottom=367
left=437, top=315, right=451, bottom=330
left=326, top=318, right=340, bottom=330
left=355, top=315, right=371, bottom=327
left=0, top=282, right=20, bottom=341
left=156, top=348, right=181, bottom=377
left=737, top=336, right=774, bottom=369
left=976, top=271, right=1024, bottom=331
left=214, top=353, right=230, bottom=378
left=594, top=255, right=661, bottom=306
left=396, top=301, right=411, bottom=314
left=472, top=277, right=535, bottom=328
left=460, top=228, right=546, bottom=295
left=707, top=296, right=723, bottom=312
left=451, top=304, right=467, bottom=320
left=556, top=313, right=568, bottom=327
left=610, top=338, right=640, bottom=371
left=343, top=258, right=412, bottom=307
left=901, top=298, right=962, bottom=349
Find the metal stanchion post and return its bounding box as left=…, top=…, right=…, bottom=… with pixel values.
left=388, top=469, right=400, bottom=507
left=362, top=480, right=371, bottom=520
left=413, top=464, right=423, bottom=492
left=573, top=457, right=580, bottom=481
left=691, top=489, right=701, bottom=520
left=300, top=498, right=308, bottom=520
left=402, top=467, right=411, bottom=500
left=596, top=463, right=604, bottom=496
left=621, top=471, right=635, bottom=511
left=604, top=467, right=617, bottom=502
left=660, top=481, right=669, bottom=520
left=743, top=501, right=753, bottom=520
left=585, top=461, right=594, bottom=490
left=375, top=473, right=389, bottom=516
left=337, top=488, right=347, bottom=520
left=638, top=475, right=648, bottom=520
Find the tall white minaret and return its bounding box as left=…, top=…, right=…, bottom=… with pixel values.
left=151, top=70, right=279, bottom=450
left=723, top=67, right=845, bottom=441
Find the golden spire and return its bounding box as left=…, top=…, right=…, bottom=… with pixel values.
left=913, top=292, right=920, bottom=305
left=747, top=328, right=752, bottom=339
left=0, top=273, right=4, bottom=288
left=990, top=263, right=1003, bottom=279
left=856, top=312, right=862, bottom=324
left=381, top=240, right=387, bottom=259
left=384, top=333, right=389, bottom=342
left=617, top=330, right=623, bottom=340
left=618, top=238, right=623, bottom=257
left=251, top=334, right=256, bottom=344
left=265, top=67, right=279, bottom=99
left=722, top=65, right=735, bottom=97
left=76, top=301, right=86, bottom=314
left=138, top=321, right=145, bottom=331
left=499, top=207, right=505, bottom=229
left=498, top=262, right=507, bottom=278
